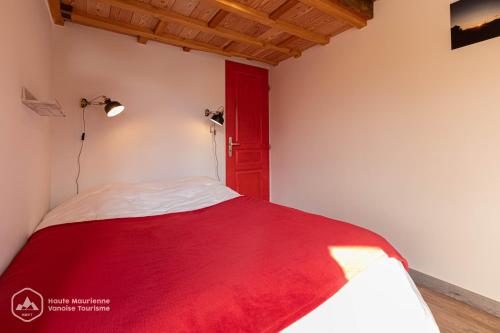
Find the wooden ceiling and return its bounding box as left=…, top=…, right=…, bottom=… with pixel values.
left=48, top=0, right=374, bottom=66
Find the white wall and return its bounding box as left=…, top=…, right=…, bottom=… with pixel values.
left=50, top=24, right=224, bottom=207
left=50, top=23, right=268, bottom=207
left=0, top=0, right=53, bottom=272
left=270, top=0, right=500, bottom=300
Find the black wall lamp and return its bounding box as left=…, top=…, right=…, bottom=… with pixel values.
left=204, top=107, right=224, bottom=182
left=80, top=96, right=125, bottom=117
left=75, top=95, right=125, bottom=195
left=204, top=108, right=224, bottom=126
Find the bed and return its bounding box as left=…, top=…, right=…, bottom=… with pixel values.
left=0, top=177, right=439, bottom=332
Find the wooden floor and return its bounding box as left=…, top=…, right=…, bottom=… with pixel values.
left=418, top=286, right=500, bottom=333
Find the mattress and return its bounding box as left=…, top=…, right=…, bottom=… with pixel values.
left=4, top=177, right=439, bottom=332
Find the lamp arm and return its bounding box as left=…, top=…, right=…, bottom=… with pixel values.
left=204, top=107, right=225, bottom=117
left=80, top=95, right=109, bottom=108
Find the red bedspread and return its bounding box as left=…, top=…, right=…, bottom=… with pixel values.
left=0, top=196, right=406, bottom=332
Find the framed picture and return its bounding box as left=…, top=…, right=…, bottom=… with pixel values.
left=450, top=0, right=500, bottom=49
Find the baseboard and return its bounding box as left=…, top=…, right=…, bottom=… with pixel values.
left=410, top=269, right=499, bottom=318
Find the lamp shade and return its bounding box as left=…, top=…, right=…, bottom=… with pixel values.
left=210, top=113, right=224, bottom=126
left=104, top=99, right=125, bottom=117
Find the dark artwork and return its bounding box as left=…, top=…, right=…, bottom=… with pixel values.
left=450, top=0, right=500, bottom=49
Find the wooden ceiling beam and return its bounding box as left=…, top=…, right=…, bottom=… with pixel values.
left=277, top=24, right=350, bottom=63
left=155, top=21, right=167, bottom=35
left=71, top=11, right=227, bottom=55
left=336, top=0, right=373, bottom=19
left=100, top=0, right=297, bottom=56
left=276, top=35, right=297, bottom=48
left=47, top=0, right=64, bottom=26
left=137, top=36, right=148, bottom=44
left=223, top=41, right=233, bottom=50
left=208, top=0, right=328, bottom=45
left=138, top=20, right=167, bottom=45
left=69, top=11, right=277, bottom=66
left=269, top=0, right=299, bottom=20
left=297, top=0, right=370, bottom=28
left=208, top=10, right=229, bottom=28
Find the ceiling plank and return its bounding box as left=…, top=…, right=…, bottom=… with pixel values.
left=48, top=0, right=64, bottom=26
left=269, top=0, right=299, bottom=20
left=101, top=0, right=298, bottom=56
left=297, top=0, right=369, bottom=28
left=207, top=0, right=329, bottom=44
left=208, top=10, right=229, bottom=28
left=70, top=11, right=277, bottom=65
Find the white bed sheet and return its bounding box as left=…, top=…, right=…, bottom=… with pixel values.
left=36, top=177, right=240, bottom=231
left=37, top=177, right=439, bottom=332
left=284, top=258, right=439, bottom=333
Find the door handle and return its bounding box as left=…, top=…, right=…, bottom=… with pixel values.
left=228, top=136, right=240, bottom=158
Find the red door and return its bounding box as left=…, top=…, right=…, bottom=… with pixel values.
left=225, top=61, right=270, bottom=200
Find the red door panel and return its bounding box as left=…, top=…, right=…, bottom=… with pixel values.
left=226, top=61, right=269, bottom=201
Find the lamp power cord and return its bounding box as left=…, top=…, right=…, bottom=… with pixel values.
left=212, top=125, right=220, bottom=182
left=76, top=106, right=86, bottom=195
